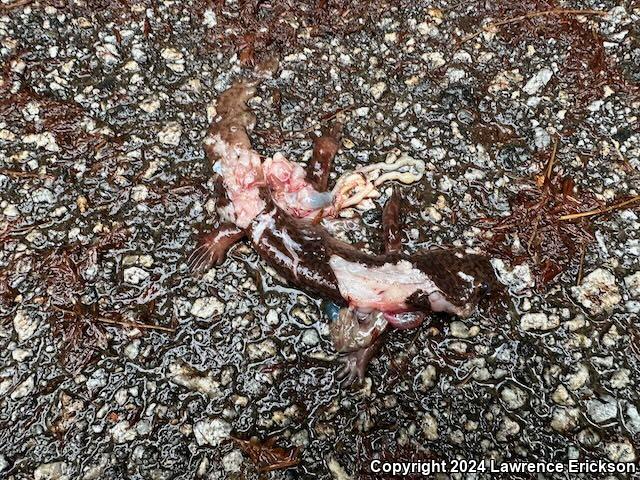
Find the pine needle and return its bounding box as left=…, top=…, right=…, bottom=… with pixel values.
left=0, top=0, right=34, bottom=10
left=97, top=317, right=176, bottom=333
left=577, top=247, right=586, bottom=285
left=559, top=194, right=640, bottom=221
left=460, top=9, right=609, bottom=44
left=545, top=137, right=559, bottom=183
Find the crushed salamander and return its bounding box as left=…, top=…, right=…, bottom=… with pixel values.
left=191, top=79, right=499, bottom=383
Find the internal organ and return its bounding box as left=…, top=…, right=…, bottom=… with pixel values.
left=263, top=153, right=334, bottom=218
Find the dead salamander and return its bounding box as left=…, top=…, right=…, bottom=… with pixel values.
left=192, top=80, right=498, bottom=383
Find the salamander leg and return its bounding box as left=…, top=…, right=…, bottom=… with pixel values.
left=188, top=223, right=245, bottom=271
left=336, top=336, right=385, bottom=386
left=382, top=187, right=403, bottom=254
left=307, top=122, right=342, bottom=192
left=330, top=307, right=388, bottom=385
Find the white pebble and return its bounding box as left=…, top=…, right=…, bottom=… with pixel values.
left=203, top=9, right=217, bottom=27
left=222, top=450, right=243, bottom=473
left=624, top=271, right=640, bottom=297
left=11, top=375, right=34, bottom=400
left=190, top=297, right=224, bottom=319
left=13, top=309, right=39, bottom=342
left=605, top=438, right=636, bottom=462
left=370, top=81, right=387, bottom=100
left=302, top=329, right=320, bottom=346
left=587, top=396, right=618, bottom=423
left=12, top=348, right=32, bottom=362
left=161, top=48, right=185, bottom=72
left=131, top=185, right=148, bottom=202
left=110, top=421, right=137, bottom=443
left=422, top=413, right=439, bottom=440
left=501, top=385, right=527, bottom=409
left=567, top=363, right=590, bottom=390
left=32, top=188, right=55, bottom=204
left=193, top=418, right=231, bottom=446
left=139, top=98, right=160, bottom=113
left=34, top=461, right=68, bottom=480
left=158, top=122, right=182, bottom=146
left=123, top=267, right=149, bottom=284
left=520, top=312, right=559, bottom=331
left=571, top=269, right=621, bottom=315
left=523, top=67, right=553, bottom=95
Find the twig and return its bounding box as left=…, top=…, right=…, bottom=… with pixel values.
left=460, top=9, right=609, bottom=44
left=544, top=136, right=559, bottom=184
left=455, top=367, right=477, bottom=388
left=577, top=247, right=586, bottom=285
left=97, top=317, right=176, bottom=333
left=4, top=220, right=53, bottom=239
left=611, top=138, right=633, bottom=172
left=559, top=194, right=640, bottom=221
left=0, top=0, right=34, bottom=10
left=0, top=169, right=53, bottom=179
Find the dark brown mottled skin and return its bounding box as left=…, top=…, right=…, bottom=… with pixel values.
left=382, top=188, right=402, bottom=254
left=248, top=194, right=497, bottom=313
left=307, top=123, right=342, bottom=191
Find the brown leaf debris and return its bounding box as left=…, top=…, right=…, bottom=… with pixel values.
left=231, top=436, right=300, bottom=473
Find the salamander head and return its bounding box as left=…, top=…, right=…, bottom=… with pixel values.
left=328, top=307, right=388, bottom=353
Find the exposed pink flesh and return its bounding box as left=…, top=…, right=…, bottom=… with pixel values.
left=329, top=254, right=469, bottom=316
left=204, top=82, right=267, bottom=229
left=206, top=135, right=266, bottom=229
left=383, top=311, right=427, bottom=330
left=209, top=138, right=374, bottom=225
left=328, top=255, right=437, bottom=312
left=263, top=153, right=308, bottom=191
left=263, top=153, right=333, bottom=218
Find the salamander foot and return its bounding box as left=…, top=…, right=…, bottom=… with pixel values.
left=336, top=343, right=379, bottom=386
